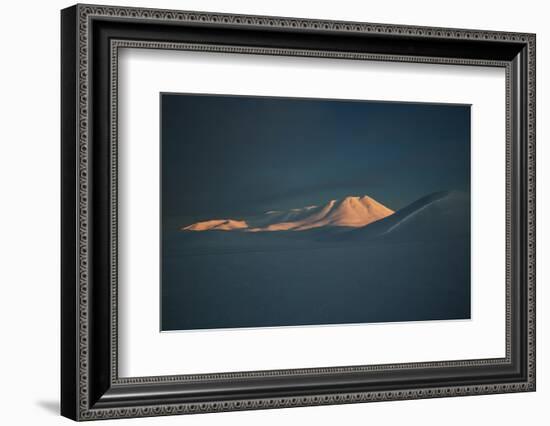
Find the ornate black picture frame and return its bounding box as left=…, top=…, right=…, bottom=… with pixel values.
left=61, top=4, right=536, bottom=421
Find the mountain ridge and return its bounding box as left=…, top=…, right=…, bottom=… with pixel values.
left=181, top=195, right=395, bottom=232
left=328, top=190, right=470, bottom=242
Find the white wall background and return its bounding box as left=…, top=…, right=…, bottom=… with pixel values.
left=0, top=0, right=546, bottom=424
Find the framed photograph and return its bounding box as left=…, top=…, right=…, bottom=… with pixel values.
left=61, top=4, right=536, bottom=421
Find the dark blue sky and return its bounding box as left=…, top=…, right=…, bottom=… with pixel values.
left=161, top=93, right=470, bottom=228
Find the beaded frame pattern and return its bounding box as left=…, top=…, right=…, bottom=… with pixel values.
left=74, top=4, right=535, bottom=420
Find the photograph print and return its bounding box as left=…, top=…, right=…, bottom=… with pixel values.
left=161, top=93, right=471, bottom=332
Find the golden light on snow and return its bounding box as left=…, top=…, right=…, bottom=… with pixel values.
left=181, top=196, right=394, bottom=232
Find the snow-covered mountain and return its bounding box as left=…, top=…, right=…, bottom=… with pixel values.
left=332, top=190, right=470, bottom=241
left=181, top=195, right=395, bottom=232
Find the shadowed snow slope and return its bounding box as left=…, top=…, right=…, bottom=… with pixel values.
left=331, top=190, right=470, bottom=242
left=181, top=195, right=394, bottom=232
left=164, top=190, right=470, bottom=330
